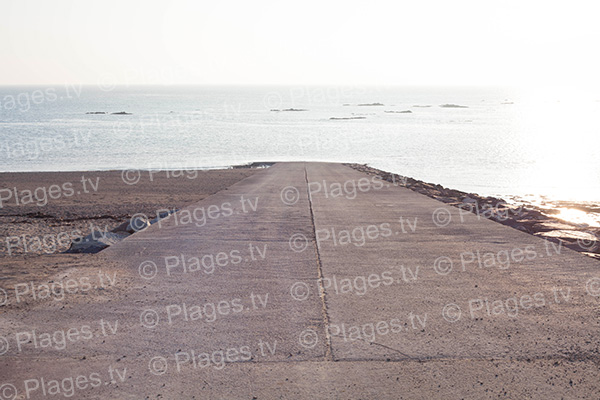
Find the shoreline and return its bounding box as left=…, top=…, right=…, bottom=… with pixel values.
left=347, top=163, right=600, bottom=260
left=1, top=163, right=598, bottom=261
left=0, top=161, right=277, bottom=174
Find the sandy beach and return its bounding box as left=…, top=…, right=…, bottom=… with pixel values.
left=0, top=168, right=257, bottom=292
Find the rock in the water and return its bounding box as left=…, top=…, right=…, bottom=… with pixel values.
left=439, top=104, right=469, bottom=108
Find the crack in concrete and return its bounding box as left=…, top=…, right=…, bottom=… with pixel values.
left=362, top=340, right=416, bottom=359
left=304, top=164, right=333, bottom=361
left=6, top=353, right=599, bottom=364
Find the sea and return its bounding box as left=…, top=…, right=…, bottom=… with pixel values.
left=1, top=85, right=599, bottom=219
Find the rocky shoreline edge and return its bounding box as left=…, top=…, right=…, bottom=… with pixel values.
left=345, top=163, right=600, bottom=261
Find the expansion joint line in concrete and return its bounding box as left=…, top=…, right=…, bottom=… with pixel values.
left=304, top=164, right=334, bottom=361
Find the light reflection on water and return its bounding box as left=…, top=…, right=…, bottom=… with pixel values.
left=0, top=85, right=598, bottom=209
left=510, top=86, right=600, bottom=205
left=554, top=208, right=600, bottom=228
left=508, top=192, right=600, bottom=228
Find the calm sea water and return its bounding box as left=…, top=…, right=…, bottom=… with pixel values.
left=1, top=85, right=599, bottom=203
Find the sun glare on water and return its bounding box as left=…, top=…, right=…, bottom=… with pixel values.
left=554, top=208, right=600, bottom=228
left=512, top=86, right=600, bottom=203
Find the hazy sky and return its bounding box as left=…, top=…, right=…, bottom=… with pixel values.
left=1, top=0, right=599, bottom=86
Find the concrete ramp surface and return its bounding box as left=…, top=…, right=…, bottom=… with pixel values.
left=2, top=163, right=600, bottom=399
